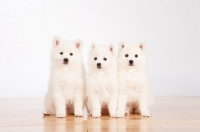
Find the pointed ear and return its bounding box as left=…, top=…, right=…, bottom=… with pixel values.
left=74, top=39, right=83, bottom=50
left=52, top=36, right=62, bottom=46
left=118, top=40, right=126, bottom=51
left=138, top=41, right=146, bottom=52
left=90, top=42, right=96, bottom=51
left=109, top=43, right=115, bottom=55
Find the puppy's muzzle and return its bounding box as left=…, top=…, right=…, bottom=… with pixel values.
left=129, top=60, right=134, bottom=66
left=97, top=63, right=102, bottom=69
left=63, top=58, right=68, bottom=64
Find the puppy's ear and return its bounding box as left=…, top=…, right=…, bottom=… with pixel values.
left=90, top=42, right=96, bottom=51
left=52, top=36, right=62, bottom=46
left=118, top=40, right=126, bottom=51
left=109, top=43, right=115, bottom=55
left=137, top=41, right=146, bottom=52
left=74, top=39, right=83, bottom=50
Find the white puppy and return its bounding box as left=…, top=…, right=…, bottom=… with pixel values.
left=86, top=43, right=118, bottom=118
left=116, top=40, right=152, bottom=118
left=44, top=36, right=86, bottom=118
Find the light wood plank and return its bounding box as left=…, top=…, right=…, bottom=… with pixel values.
left=0, top=97, right=200, bottom=131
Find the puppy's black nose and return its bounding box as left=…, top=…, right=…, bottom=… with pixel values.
left=97, top=63, right=101, bottom=67
left=129, top=60, right=133, bottom=64
left=63, top=58, right=68, bottom=62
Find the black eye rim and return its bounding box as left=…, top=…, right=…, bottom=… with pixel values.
left=125, top=54, right=129, bottom=57
left=94, top=57, right=97, bottom=60
left=103, top=58, right=107, bottom=61
left=135, top=54, right=138, bottom=58
left=60, top=52, right=63, bottom=55
left=70, top=53, right=73, bottom=56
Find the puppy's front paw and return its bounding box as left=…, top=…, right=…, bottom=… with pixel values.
left=110, top=112, right=116, bottom=118
left=109, top=109, right=117, bottom=118
left=116, top=110, right=125, bottom=118
left=140, top=108, right=150, bottom=117
left=75, top=111, right=83, bottom=117
left=43, top=111, right=50, bottom=116
left=125, top=109, right=130, bottom=115
left=92, top=111, right=101, bottom=118
left=56, top=110, right=66, bottom=118
left=43, top=109, right=55, bottom=116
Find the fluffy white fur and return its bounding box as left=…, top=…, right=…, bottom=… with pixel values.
left=86, top=43, right=118, bottom=118
left=116, top=40, right=152, bottom=118
left=44, top=36, right=86, bottom=118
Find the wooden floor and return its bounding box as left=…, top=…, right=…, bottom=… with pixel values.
left=0, top=97, right=200, bottom=132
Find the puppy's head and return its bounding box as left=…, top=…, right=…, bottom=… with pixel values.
left=51, top=36, right=83, bottom=66
left=118, top=40, right=147, bottom=69
left=88, top=42, right=116, bottom=71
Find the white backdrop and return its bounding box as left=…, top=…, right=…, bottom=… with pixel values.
left=0, top=0, right=200, bottom=98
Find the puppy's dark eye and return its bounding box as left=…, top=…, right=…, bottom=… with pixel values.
left=103, top=58, right=107, bottom=61
left=125, top=54, right=128, bottom=57
left=94, top=57, right=97, bottom=60
left=60, top=52, right=63, bottom=55
left=135, top=54, right=138, bottom=58
left=70, top=53, right=73, bottom=56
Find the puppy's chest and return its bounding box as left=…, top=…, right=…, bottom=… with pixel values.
left=58, top=71, right=76, bottom=86
left=125, top=72, right=142, bottom=90
left=60, top=72, right=76, bottom=100
left=98, top=74, right=112, bottom=83
left=93, top=74, right=113, bottom=92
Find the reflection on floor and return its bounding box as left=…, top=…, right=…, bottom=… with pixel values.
left=0, top=97, right=200, bottom=132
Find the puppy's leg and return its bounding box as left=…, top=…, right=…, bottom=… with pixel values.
left=125, top=107, right=130, bottom=115
left=139, top=92, right=150, bottom=117
left=43, top=92, right=55, bottom=115
left=91, top=96, right=101, bottom=118
left=53, top=92, right=66, bottom=118
left=116, top=94, right=127, bottom=118
left=74, top=92, right=84, bottom=117
left=125, top=103, right=132, bottom=114
left=108, top=94, right=118, bottom=117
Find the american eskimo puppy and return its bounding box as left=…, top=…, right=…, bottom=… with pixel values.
left=43, top=36, right=86, bottom=118
left=116, top=40, right=152, bottom=118
left=86, top=43, right=118, bottom=118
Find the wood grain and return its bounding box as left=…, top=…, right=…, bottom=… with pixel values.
left=0, top=96, right=200, bottom=132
